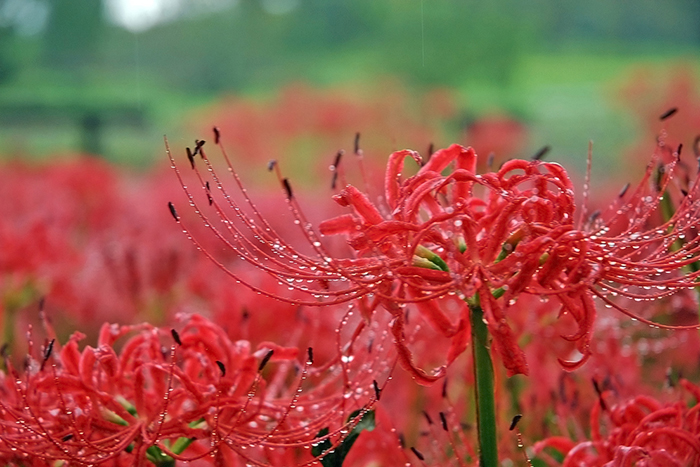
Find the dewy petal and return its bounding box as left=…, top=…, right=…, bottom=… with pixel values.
left=388, top=306, right=447, bottom=385
left=385, top=149, right=422, bottom=210
left=94, top=345, right=120, bottom=378
left=59, top=331, right=85, bottom=376
left=479, top=287, right=528, bottom=376
left=334, top=184, right=384, bottom=225
left=410, top=291, right=459, bottom=337
left=419, top=143, right=469, bottom=175
left=453, top=145, right=477, bottom=200
left=318, top=213, right=359, bottom=236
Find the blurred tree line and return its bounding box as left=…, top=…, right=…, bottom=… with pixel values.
left=0, top=0, right=698, bottom=163
left=1, top=0, right=699, bottom=91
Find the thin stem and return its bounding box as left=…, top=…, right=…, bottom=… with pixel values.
left=470, top=303, right=498, bottom=467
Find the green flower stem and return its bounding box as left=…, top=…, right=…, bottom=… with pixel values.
left=417, top=244, right=500, bottom=465
left=469, top=302, right=498, bottom=467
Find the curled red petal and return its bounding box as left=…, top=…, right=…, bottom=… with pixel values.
left=394, top=266, right=452, bottom=283
left=335, top=185, right=384, bottom=225
left=318, top=214, right=359, bottom=236
left=255, top=342, right=299, bottom=361
left=557, top=351, right=591, bottom=371
left=385, top=149, right=422, bottom=210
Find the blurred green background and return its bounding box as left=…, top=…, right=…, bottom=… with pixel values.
left=0, top=0, right=698, bottom=175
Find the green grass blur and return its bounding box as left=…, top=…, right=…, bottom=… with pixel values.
left=0, top=0, right=697, bottom=173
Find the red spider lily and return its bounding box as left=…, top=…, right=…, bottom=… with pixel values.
left=0, top=312, right=386, bottom=466
left=534, top=379, right=700, bottom=466
left=168, top=130, right=700, bottom=384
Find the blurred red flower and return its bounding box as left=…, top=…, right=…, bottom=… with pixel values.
left=535, top=379, right=700, bottom=466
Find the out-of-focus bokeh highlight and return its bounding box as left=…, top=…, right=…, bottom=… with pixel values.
left=0, top=0, right=697, bottom=178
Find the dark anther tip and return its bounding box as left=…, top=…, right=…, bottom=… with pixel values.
left=592, top=378, right=607, bottom=410
left=267, top=160, right=277, bottom=171
left=168, top=202, right=180, bottom=221
left=40, top=338, right=55, bottom=371
left=487, top=152, right=495, bottom=169
left=618, top=182, right=630, bottom=198
left=283, top=178, right=293, bottom=199
left=372, top=379, right=381, bottom=400
left=186, top=147, right=195, bottom=169
left=531, top=145, right=551, bottom=161
left=44, top=338, right=55, bottom=361
left=660, top=107, right=678, bottom=121
left=333, top=150, right=343, bottom=168
left=422, top=410, right=433, bottom=425
left=354, top=132, right=361, bottom=154
left=509, top=414, right=523, bottom=431
left=171, top=329, right=182, bottom=346
left=410, top=447, right=425, bottom=461
left=307, top=347, right=314, bottom=364
left=216, top=360, right=226, bottom=377
left=193, top=139, right=206, bottom=158
left=439, top=412, right=448, bottom=431
left=213, top=127, right=220, bottom=144
left=258, top=349, right=274, bottom=372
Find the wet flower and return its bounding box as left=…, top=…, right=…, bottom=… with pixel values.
left=534, top=379, right=700, bottom=466
left=0, top=312, right=385, bottom=465
left=169, top=131, right=700, bottom=383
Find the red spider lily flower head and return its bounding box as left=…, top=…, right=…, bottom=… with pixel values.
left=0, top=312, right=386, bottom=466
left=534, top=379, right=700, bottom=466
left=168, top=130, right=700, bottom=383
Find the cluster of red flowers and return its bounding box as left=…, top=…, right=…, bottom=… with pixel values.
left=536, top=379, right=700, bottom=466
left=0, top=310, right=388, bottom=466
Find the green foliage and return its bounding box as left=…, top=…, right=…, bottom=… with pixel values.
left=312, top=410, right=376, bottom=467
left=42, top=0, right=104, bottom=71
left=0, top=0, right=698, bottom=164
